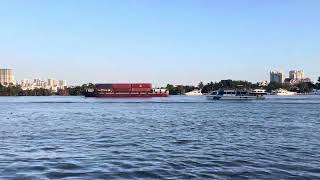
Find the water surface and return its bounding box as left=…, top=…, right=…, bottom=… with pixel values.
left=0, top=96, right=319, bottom=179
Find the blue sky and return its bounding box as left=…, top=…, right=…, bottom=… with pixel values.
left=1, top=0, right=319, bottom=85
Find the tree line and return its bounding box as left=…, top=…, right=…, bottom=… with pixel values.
left=1, top=77, right=320, bottom=96
left=166, top=77, right=320, bottom=95
left=0, top=83, right=95, bottom=96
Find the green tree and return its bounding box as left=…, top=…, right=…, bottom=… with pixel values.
left=67, top=86, right=82, bottom=96
left=296, top=82, right=313, bottom=93
left=165, top=84, right=197, bottom=95
left=175, top=85, right=185, bottom=95
left=266, top=82, right=283, bottom=92
left=198, top=82, right=204, bottom=89
left=201, top=80, right=261, bottom=93
left=57, top=88, right=69, bottom=96
left=166, top=84, right=174, bottom=91
left=0, top=83, right=22, bottom=96
left=166, top=84, right=177, bottom=95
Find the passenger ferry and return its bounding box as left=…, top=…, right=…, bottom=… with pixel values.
left=207, top=90, right=265, bottom=100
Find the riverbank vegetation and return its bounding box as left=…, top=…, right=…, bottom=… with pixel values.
left=316, top=77, right=320, bottom=90
left=0, top=77, right=319, bottom=96
left=0, top=83, right=95, bottom=96
left=167, top=77, right=320, bottom=95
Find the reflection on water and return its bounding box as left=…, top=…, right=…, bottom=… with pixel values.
left=0, top=96, right=320, bottom=179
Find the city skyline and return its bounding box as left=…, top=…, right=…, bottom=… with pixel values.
left=1, top=1, right=320, bottom=85
left=1, top=67, right=317, bottom=87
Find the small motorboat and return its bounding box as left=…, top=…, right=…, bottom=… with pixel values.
left=273, top=88, right=296, bottom=96
left=185, top=89, right=203, bottom=96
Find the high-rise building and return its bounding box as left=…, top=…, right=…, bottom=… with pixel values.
left=47, top=79, right=54, bottom=86
left=0, top=69, right=14, bottom=85
left=270, top=71, right=284, bottom=83
left=33, top=78, right=42, bottom=87
left=59, top=80, right=67, bottom=88
left=289, top=70, right=304, bottom=80
left=53, top=80, right=58, bottom=87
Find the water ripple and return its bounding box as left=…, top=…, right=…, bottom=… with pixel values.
left=0, top=96, right=320, bottom=179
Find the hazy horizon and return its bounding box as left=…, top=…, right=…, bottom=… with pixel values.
left=1, top=1, right=319, bottom=86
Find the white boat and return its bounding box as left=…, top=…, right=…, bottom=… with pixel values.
left=185, top=89, right=203, bottom=96
left=273, top=88, right=296, bottom=96
left=207, top=90, right=265, bottom=100
left=250, top=89, right=267, bottom=95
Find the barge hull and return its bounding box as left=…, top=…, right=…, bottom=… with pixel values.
left=91, top=93, right=168, bottom=98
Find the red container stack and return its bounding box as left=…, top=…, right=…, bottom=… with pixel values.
left=112, top=84, right=132, bottom=92
left=96, top=83, right=153, bottom=92
left=90, top=83, right=168, bottom=97
left=131, top=88, right=151, bottom=92
left=95, top=84, right=113, bottom=91
left=131, top=83, right=152, bottom=92
left=131, top=83, right=152, bottom=88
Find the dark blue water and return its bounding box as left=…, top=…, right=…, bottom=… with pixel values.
left=0, top=96, right=320, bottom=179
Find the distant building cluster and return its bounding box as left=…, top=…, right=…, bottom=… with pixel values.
left=20, top=78, right=67, bottom=92
left=270, top=70, right=311, bottom=84
left=0, top=69, right=15, bottom=85
left=0, top=68, right=67, bottom=92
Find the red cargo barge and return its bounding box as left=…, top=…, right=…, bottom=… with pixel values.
left=85, top=83, right=169, bottom=98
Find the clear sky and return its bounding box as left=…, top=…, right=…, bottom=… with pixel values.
left=1, top=0, right=319, bottom=86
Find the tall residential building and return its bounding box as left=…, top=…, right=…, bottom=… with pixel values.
left=53, top=79, right=58, bottom=87
left=47, top=79, right=54, bottom=86
left=270, top=71, right=284, bottom=83
left=289, top=70, right=304, bottom=80
left=0, top=69, right=14, bottom=85
left=59, top=80, right=67, bottom=88
left=33, top=78, right=42, bottom=87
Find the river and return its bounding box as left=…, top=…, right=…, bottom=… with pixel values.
left=0, top=95, right=319, bottom=179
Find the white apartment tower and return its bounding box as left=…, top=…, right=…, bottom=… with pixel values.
left=59, top=80, right=67, bottom=88
left=289, top=70, right=304, bottom=80
left=0, top=69, right=15, bottom=85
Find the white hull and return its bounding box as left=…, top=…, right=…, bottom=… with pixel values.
left=275, top=92, right=296, bottom=96
left=185, top=90, right=203, bottom=96
left=207, top=90, right=266, bottom=101
left=185, top=93, right=203, bottom=96
left=273, top=89, right=296, bottom=96
left=250, top=89, right=267, bottom=96
left=207, top=95, right=265, bottom=100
